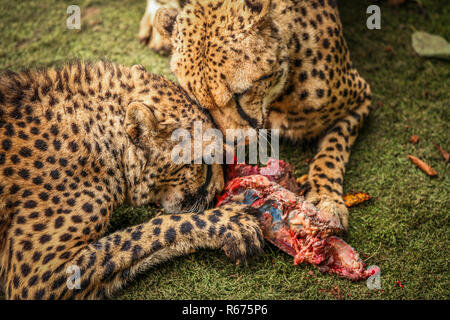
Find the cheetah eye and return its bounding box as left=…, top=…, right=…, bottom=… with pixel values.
left=255, top=72, right=275, bottom=82
left=234, top=72, right=275, bottom=97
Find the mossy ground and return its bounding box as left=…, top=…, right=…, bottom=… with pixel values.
left=0, top=0, right=448, bottom=299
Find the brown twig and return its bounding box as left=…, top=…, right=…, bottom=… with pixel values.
left=408, top=155, right=438, bottom=176
left=434, top=143, right=449, bottom=163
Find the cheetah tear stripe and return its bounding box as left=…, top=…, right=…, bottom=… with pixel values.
left=216, top=160, right=374, bottom=281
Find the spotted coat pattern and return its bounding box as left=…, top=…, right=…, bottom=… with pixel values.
left=153, top=0, right=373, bottom=230
left=0, top=61, right=264, bottom=299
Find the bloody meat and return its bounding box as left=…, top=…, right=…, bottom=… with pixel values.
left=217, top=159, right=376, bottom=281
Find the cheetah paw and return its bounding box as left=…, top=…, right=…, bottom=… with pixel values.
left=217, top=205, right=265, bottom=265
left=305, top=193, right=349, bottom=232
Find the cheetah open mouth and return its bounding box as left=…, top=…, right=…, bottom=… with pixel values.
left=216, top=159, right=375, bottom=281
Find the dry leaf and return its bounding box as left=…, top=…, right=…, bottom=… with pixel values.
left=408, top=155, right=438, bottom=176
left=409, top=135, right=419, bottom=144
left=343, top=192, right=372, bottom=208
left=434, top=143, right=449, bottom=163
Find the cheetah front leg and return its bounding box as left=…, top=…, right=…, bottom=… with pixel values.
left=138, top=0, right=180, bottom=54
left=7, top=204, right=263, bottom=300
left=302, top=96, right=372, bottom=231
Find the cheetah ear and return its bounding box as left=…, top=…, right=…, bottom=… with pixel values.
left=125, top=102, right=178, bottom=143
left=243, top=0, right=272, bottom=28
left=154, top=8, right=179, bottom=39
left=125, top=102, right=159, bottom=143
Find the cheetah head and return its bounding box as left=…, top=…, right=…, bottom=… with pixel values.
left=154, top=0, right=288, bottom=134
left=124, top=101, right=224, bottom=213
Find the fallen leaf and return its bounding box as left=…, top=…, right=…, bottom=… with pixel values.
left=412, top=31, right=450, bottom=60
left=409, top=135, right=419, bottom=144
left=83, top=7, right=100, bottom=19
left=408, top=155, right=438, bottom=176
left=343, top=192, right=372, bottom=208
left=434, top=143, right=449, bottom=163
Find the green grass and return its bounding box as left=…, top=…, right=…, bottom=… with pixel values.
left=0, top=0, right=449, bottom=300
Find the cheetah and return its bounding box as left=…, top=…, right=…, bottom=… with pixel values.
left=152, top=0, right=373, bottom=231
left=139, top=0, right=181, bottom=54
left=0, top=61, right=264, bottom=299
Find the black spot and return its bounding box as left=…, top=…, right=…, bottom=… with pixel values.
left=132, top=245, right=142, bottom=260
left=60, top=233, right=72, bottom=242
left=71, top=215, right=82, bottom=223
left=23, top=200, right=37, bottom=208
left=21, top=240, right=33, bottom=251
left=19, top=147, right=32, bottom=158
left=43, top=253, right=56, bottom=264
left=151, top=240, right=162, bottom=251
left=59, top=158, right=68, bottom=166
left=180, top=222, right=193, bottom=234
left=50, top=170, right=60, bottom=179
left=131, top=231, right=142, bottom=241
left=42, top=271, right=51, bottom=282
left=34, top=160, right=44, bottom=169
left=71, top=123, right=79, bottom=134
left=68, top=141, right=78, bottom=152
left=21, top=263, right=31, bottom=277
left=45, top=208, right=54, bottom=217
left=299, top=72, right=308, bottom=83
left=46, top=156, right=56, bottom=164
left=2, top=139, right=12, bottom=151
left=53, top=139, right=61, bottom=150
left=164, top=228, right=176, bottom=243
left=82, top=202, right=93, bottom=213
left=31, top=175, right=43, bottom=185
left=192, top=215, right=206, bottom=229
left=32, top=251, right=42, bottom=262
left=218, top=225, right=226, bottom=236
left=55, top=216, right=65, bottom=228
left=208, top=225, right=216, bottom=237
left=34, top=289, right=46, bottom=300
left=3, top=167, right=14, bottom=177
left=325, top=161, right=335, bottom=169
left=33, top=223, right=46, bottom=231
left=152, top=218, right=162, bottom=225
left=34, top=139, right=48, bottom=151
left=50, top=125, right=59, bottom=136
left=299, top=90, right=309, bottom=100
left=208, top=215, right=220, bottom=224
left=9, top=184, right=20, bottom=194
left=40, top=234, right=51, bottom=244
left=18, top=169, right=30, bottom=180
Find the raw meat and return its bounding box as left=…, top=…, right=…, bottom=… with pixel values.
left=217, top=160, right=376, bottom=281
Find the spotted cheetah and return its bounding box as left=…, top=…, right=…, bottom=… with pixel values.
left=151, top=0, right=373, bottom=231
left=139, top=0, right=181, bottom=54
left=0, top=61, right=264, bottom=299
